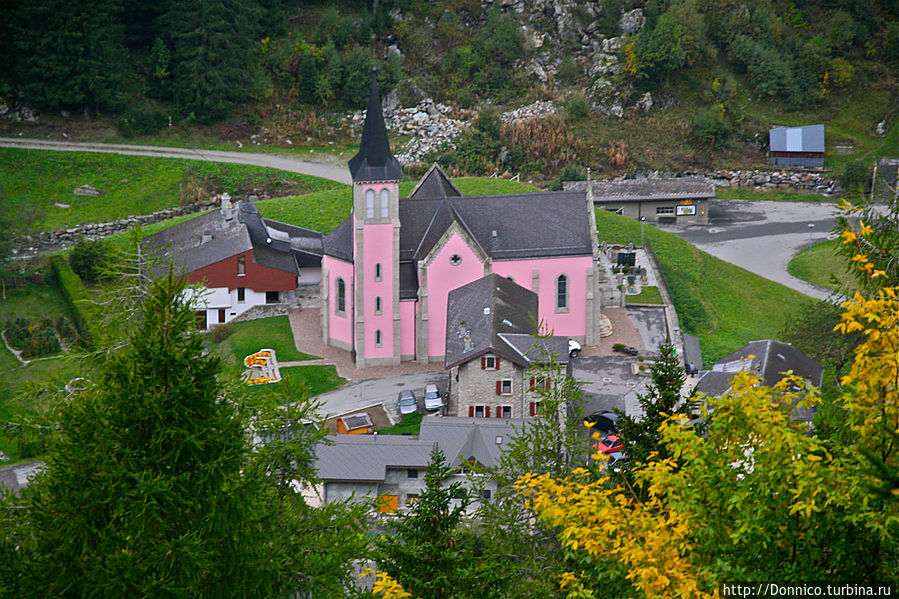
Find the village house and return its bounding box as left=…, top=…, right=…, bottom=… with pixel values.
left=321, top=75, right=602, bottom=368
left=565, top=177, right=714, bottom=225
left=143, top=196, right=322, bottom=329
left=313, top=416, right=521, bottom=513
left=444, top=273, right=570, bottom=419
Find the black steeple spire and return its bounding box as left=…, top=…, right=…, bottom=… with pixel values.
left=348, top=68, right=403, bottom=183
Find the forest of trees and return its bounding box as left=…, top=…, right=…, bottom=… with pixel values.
left=4, top=0, right=895, bottom=130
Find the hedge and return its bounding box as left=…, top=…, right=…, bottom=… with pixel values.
left=50, top=255, right=100, bottom=346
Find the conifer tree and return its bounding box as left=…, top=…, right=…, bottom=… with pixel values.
left=615, top=340, right=687, bottom=472
left=0, top=272, right=368, bottom=597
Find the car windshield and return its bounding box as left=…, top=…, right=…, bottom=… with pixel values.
left=425, top=390, right=439, bottom=398
left=401, top=398, right=415, bottom=405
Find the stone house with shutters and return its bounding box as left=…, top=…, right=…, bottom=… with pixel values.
left=445, top=274, right=570, bottom=419
left=320, top=73, right=601, bottom=369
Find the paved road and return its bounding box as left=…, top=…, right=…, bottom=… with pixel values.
left=659, top=199, right=841, bottom=301
left=314, top=371, right=449, bottom=424
left=0, top=137, right=353, bottom=185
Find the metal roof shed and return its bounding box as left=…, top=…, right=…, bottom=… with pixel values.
left=769, top=124, right=825, bottom=168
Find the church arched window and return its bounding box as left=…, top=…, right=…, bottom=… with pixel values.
left=336, top=278, right=346, bottom=314
left=380, top=188, right=390, bottom=218
left=366, top=189, right=375, bottom=219
left=556, top=274, right=568, bottom=310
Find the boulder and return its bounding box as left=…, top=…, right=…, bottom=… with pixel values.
left=619, top=8, right=645, bottom=35
left=73, top=184, right=101, bottom=197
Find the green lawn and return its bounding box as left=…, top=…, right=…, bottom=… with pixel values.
left=625, top=286, right=664, bottom=305
left=255, top=176, right=540, bottom=234
left=0, top=148, right=341, bottom=231
left=210, top=315, right=316, bottom=370
left=248, top=365, right=344, bottom=398
left=0, top=279, right=74, bottom=323
left=715, top=188, right=833, bottom=203
left=787, top=239, right=854, bottom=292
left=376, top=412, right=423, bottom=435
left=597, top=209, right=813, bottom=365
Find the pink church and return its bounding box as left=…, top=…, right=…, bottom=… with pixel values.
left=321, top=76, right=602, bottom=368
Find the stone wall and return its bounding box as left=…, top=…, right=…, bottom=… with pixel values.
left=14, top=200, right=219, bottom=257
left=708, top=169, right=838, bottom=194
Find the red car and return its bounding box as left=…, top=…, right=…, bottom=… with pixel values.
left=594, top=434, right=623, bottom=454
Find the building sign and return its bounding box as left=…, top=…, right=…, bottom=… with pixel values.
left=676, top=205, right=696, bottom=216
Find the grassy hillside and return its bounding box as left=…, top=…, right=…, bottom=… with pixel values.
left=596, top=210, right=813, bottom=365
left=256, top=176, right=539, bottom=233
left=0, top=148, right=342, bottom=232
left=788, top=239, right=854, bottom=292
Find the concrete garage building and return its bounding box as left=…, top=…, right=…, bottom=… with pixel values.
left=567, top=177, right=714, bottom=225
left=768, top=124, right=825, bottom=168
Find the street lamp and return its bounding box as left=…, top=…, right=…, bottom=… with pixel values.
left=640, top=216, right=646, bottom=248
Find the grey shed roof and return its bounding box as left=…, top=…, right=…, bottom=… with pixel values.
left=696, top=340, right=824, bottom=422
left=769, top=124, right=825, bottom=153
left=577, top=177, right=715, bottom=202
left=314, top=417, right=523, bottom=481
left=445, top=274, right=569, bottom=369
left=143, top=201, right=307, bottom=276
left=314, top=435, right=434, bottom=482
left=419, top=416, right=523, bottom=469
left=143, top=208, right=253, bottom=274
left=348, top=71, right=403, bottom=183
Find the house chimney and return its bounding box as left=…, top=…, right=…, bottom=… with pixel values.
left=201, top=230, right=212, bottom=244
left=221, top=193, right=233, bottom=220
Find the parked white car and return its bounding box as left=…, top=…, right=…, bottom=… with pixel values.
left=398, top=390, right=417, bottom=416
left=423, top=384, right=443, bottom=411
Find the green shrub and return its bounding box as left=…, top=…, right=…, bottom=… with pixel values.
left=549, top=163, right=586, bottom=191
left=69, top=238, right=112, bottom=281
left=693, top=107, right=731, bottom=149
left=51, top=255, right=99, bottom=345
left=4, top=317, right=29, bottom=350
left=840, top=160, right=870, bottom=194
left=565, top=93, right=590, bottom=122
left=117, top=110, right=167, bottom=138
left=557, top=58, right=581, bottom=85
left=211, top=323, right=234, bottom=343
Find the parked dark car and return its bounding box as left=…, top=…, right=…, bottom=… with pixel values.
left=584, top=411, right=619, bottom=434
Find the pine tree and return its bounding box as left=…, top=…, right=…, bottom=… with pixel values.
left=12, top=0, right=125, bottom=113
left=164, top=0, right=262, bottom=121
left=377, top=446, right=492, bottom=599
left=0, top=272, right=368, bottom=596
left=615, top=340, right=687, bottom=471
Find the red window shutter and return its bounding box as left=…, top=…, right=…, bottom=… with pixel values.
left=469, top=406, right=475, bottom=417
left=529, top=402, right=536, bottom=416
left=495, top=358, right=500, bottom=370
left=485, top=406, right=491, bottom=418
left=529, top=377, right=535, bottom=391
left=481, top=357, right=486, bottom=369
left=496, top=381, right=502, bottom=395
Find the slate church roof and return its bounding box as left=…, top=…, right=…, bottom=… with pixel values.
left=347, top=70, right=404, bottom=183
left=323, top=163, right=593, bottom=267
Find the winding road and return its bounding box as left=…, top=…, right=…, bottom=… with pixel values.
left=5, top=137, right=839, bottom=299
left=0, top=137, right=353, bottom=185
